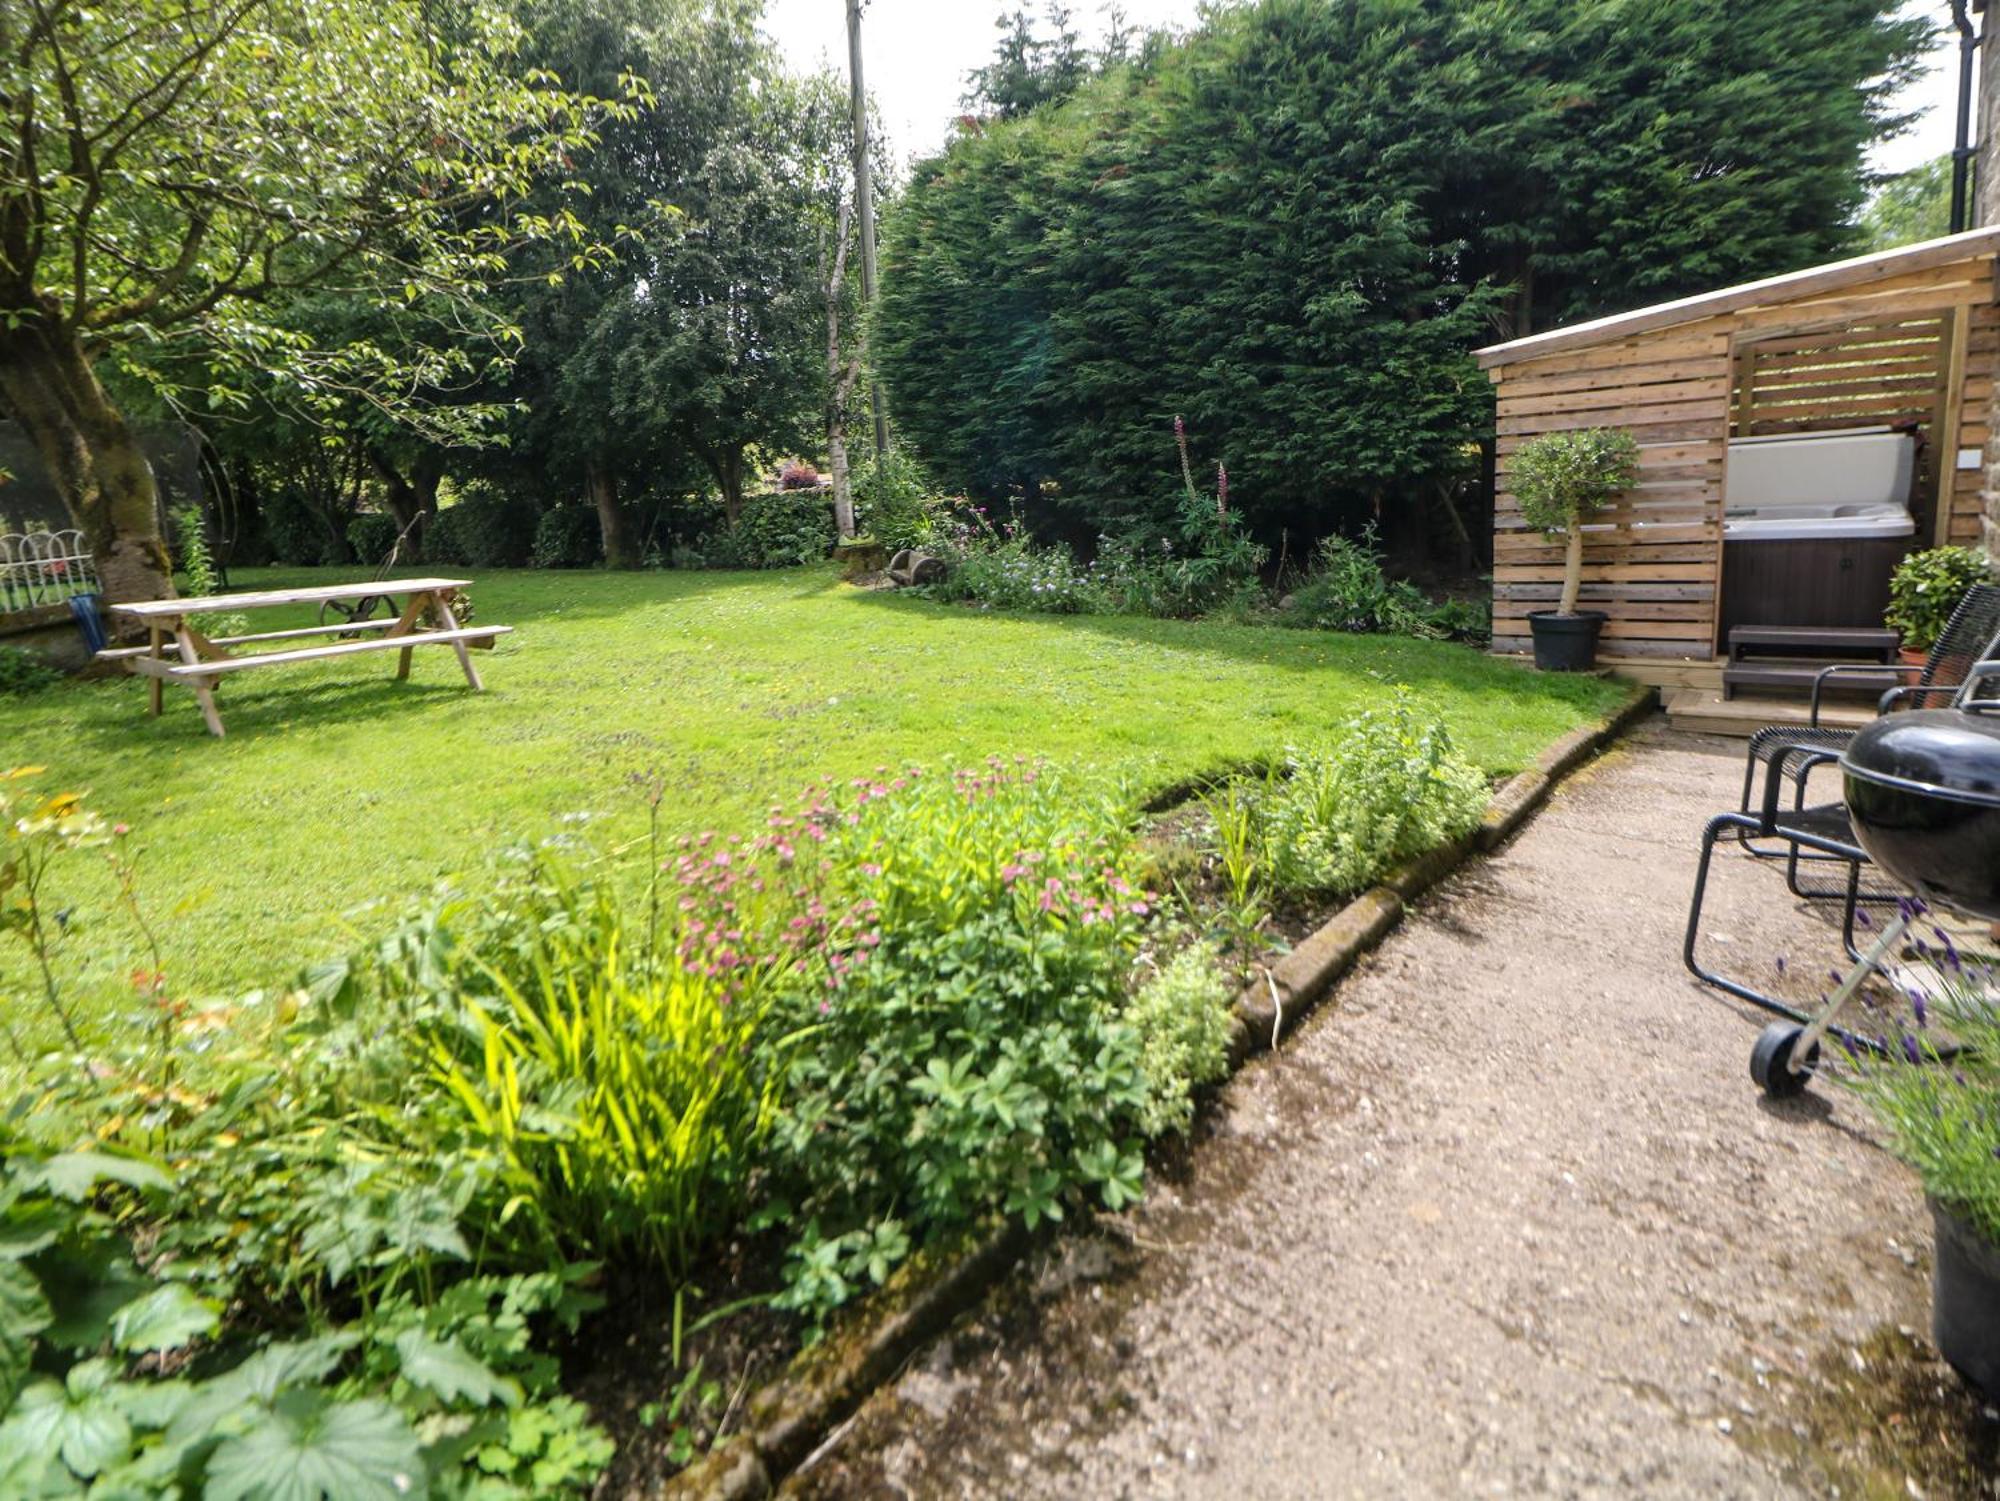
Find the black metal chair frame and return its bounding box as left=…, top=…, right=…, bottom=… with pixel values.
left=1731, top=584, right=2000, bottom=883
left=1686, top=741, right=1882, bottom=1027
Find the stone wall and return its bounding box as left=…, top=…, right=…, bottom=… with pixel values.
left=0, top=603, right=95, bottom=671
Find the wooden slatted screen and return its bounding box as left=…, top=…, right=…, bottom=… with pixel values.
left=1486, top=250, right=2000, bottom=662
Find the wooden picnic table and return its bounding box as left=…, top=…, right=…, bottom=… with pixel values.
left=99, top=577, right=511, bottom=738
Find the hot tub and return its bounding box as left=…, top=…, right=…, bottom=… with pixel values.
left=1718, top=427, right=1918, bottom=634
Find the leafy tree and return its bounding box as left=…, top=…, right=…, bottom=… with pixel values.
left=0, top=0, right=614, bottom=602
left=1862, top=155, right=1954, bottom=252
left=963, top=3, right=1096, bottom=119
left=498, top=0, right=830, bottom=558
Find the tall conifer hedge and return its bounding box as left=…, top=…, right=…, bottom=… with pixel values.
left=874, top=0, right=1928, bottom=541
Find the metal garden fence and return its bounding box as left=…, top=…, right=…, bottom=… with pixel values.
left=1, top=529, right=100, bottom=613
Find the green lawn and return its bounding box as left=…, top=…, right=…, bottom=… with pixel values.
left=4, top=566, right=1624, bottom=1014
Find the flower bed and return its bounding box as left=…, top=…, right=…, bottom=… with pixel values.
left=0, top=692, right=1521, bottom=1495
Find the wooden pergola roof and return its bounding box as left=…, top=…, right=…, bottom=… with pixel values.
left=1476, top=227, right=2000, bottom=369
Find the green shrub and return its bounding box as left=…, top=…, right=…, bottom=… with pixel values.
left=761, top=762, right=1150, bottom=1319
left=1280, top=527, right=1442, bottom=638
left=926, top=514, right=1111, bottom=613
left=346, top=510, right=400, bottom=566
left=1219, top=692, right=1489, bottom=901
left=704, top=493, right=834, bottom=569
left=1886, top=546, right=1996, bottom=654
left=1125, top=939, right=1236, bottom=1136
left=427, top=491, right=537, bottom=569
left=0, top=645, right=59, bottom=696
left=172, top=504, right=248, bottom=638
left=262, top=488, right=338, bottom=566
left=853, top=452, right=946, bottom=552
left=531, top=506, right=603, bottom=569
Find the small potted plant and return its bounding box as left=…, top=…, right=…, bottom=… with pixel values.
left=1849, top=943, right=2000, bottom=1395
left=1886, top=546, right=1997, bottom=665
left=1511, top=427, right=1640, bottom=672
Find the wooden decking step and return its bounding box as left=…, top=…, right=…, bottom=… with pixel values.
left=1665, top=688, right=1877, bottom=739
left=1726, top=626, right=1898, bottom=663
left=1721, top=661, right=1902, bottom=699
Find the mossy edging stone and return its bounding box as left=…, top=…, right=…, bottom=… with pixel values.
left=656, top=686, right=1653, bottom=1499
left=654, top=1221, right=1030, bottom=1500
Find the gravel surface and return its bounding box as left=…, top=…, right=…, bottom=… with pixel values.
left=783, top=721, right=1999, bottom=1499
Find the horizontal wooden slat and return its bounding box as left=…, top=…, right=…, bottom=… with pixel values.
left=1732, top=282, right=1989, bottom=336
left=1750, top=337, right=1943, bottom=370
left=1497, top=376, right=1729, bottom=419
left=1493, top=634, right=1712, bottom=660
left=1750, top=371, right=1938, bottom=401
left=1495, top=582, right=1715, bottom=602
left=1499, top=327, right=1732, bottom=379
left=1495, top=601, right=1714, bottom=623
left=1497, top=407, right=1727, bottom=439
left=1498, top=562, right=1716, bottom=583
left=1491, top=355, right=1728, bottom=397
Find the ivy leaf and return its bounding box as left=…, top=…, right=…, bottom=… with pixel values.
left=0, top=1260, right=51, bottom=1410
left=111, top=1283, right=220, bottom=1354
left=0, top=1362, right=134, bottom=1479
left=392, top=1330, right=520, bottom=1409
left=205, top=1391, right=426, bottom=1501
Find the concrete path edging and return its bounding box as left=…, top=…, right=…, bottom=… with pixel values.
left=657, top=683, right=1653, bottom=1501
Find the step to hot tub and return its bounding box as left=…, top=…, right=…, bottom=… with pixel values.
left=1722, top=625, right=1903, bottom=702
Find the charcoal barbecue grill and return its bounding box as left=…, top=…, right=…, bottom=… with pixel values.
left=1750, top=662, right=2000, bottom=1096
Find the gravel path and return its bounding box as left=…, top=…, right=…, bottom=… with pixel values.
left=784, top=721, right=1995, bottom=1499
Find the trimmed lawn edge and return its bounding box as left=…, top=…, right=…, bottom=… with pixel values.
left=653, top=683, right=1655, bottom=1501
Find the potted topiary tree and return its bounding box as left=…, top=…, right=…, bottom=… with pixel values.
left=1885, top=546, right=1998, bottom=665
left=1511, top=427, right=1641, bottom=672
left=1849, top=951, right=2000, bottom=1395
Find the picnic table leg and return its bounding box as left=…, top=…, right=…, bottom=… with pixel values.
left=146, top=625, right=163, bottom=718
left=429, top=591, right=484, bottom=692
left=386, top=593, right=428, bottom=682
left=172, top=622, right=226, bottom=738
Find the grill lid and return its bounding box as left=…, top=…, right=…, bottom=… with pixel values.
left=1841, top=708, right=2000, bottom=810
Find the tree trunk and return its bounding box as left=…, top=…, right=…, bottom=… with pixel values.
left=0, top=314, right=171, bottom=605
left=1559, top=527, right=1584, bottom=616
left=706, top=449, right=749, bottom=527
left=825, top=202, right=861, bottom=541
left=366, top=445, right=444, bottom=552
left=588, top=458, right=637, bottom=568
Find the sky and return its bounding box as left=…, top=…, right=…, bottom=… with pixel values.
left=762, top=0, right=1970, bottom=183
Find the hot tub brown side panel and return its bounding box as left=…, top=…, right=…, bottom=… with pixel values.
left=1717, top=536, right=1911, bottom=638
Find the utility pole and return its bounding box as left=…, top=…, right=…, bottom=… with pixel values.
left=847, top=0, right=891, bottom=457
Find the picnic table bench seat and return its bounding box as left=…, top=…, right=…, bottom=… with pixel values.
left=100, top=577, right=509, bottom=738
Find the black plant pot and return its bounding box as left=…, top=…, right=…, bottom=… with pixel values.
left=1932, top=1197, right=2000, bottom=1397
left=1527, top=610, right=1607, bottom=672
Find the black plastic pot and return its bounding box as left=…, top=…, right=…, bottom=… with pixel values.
left=1527, top=610, right=1607, bottom=672
left=1931, top=1197, right=2000, bottom=1397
